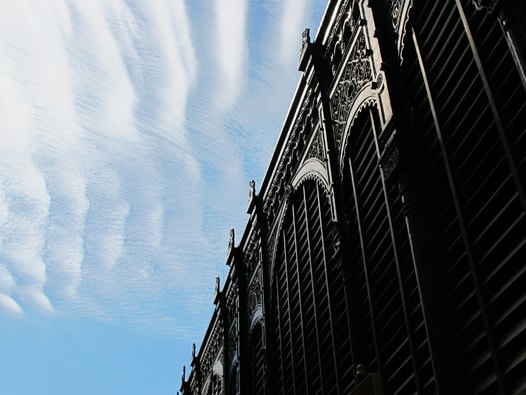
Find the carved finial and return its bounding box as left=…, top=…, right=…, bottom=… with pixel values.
left=247, top=180, right=256, bottom=212
left=192, top=343, right=196, bottom=359
left=215, top=277, right=221, bottom=296
left=249, top=180, right=255, bottom=198
left=299, top=28, right=311, bottom=72
left=227, top=228, right=235, bottom=258
left=249, top=180, right=255, bottom=199
left=302, top=28, right=311, bottom=48
left=182, top=365, right=186, bottom=382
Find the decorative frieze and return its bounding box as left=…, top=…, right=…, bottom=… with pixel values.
left=224, top=286, right=238, bottom=364
left=263, top=90, right=317, bottom=226
left=200, top=323, right=223, bottom=381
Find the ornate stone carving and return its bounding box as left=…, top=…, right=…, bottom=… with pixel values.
left=263, top=90, right=316, bottom=226
left=247, top=180, right=256, bottom=210
left=387, top=0, right=403, bottom=32
left=330, top=29, right=373, bottom=147
left=200, top=322, right=223, bottom=380
left=215, top=277, right=221, bottom=296
left=227, top=228, right=235, bottom=259
left=307, top=130, right=325, bottom=161
left=299, top=28, right=311, bottom=71
left=248, top=269, right=263, bottom=317
left=388, top=0, right=414, bottom=62
left=325, top=0, right=358, bottom=60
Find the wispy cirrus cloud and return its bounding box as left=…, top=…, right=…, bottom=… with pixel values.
left=0, top=0, right=202, bottom=328
left=280, top=0, right=309, bottom=67
left=0, top=0, right=328, bottom=336
left=213, top=0, right=249, bottom=110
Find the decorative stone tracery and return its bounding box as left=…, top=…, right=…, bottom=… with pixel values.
left=307, top=130, right=326, bottom=161
left=263, top=90, right=317, bottom=226
left=330, top=29, right=373, bottom=148
left=248, top=269, right=263, bottom=319
left=200, top=323, right=223, bottom=385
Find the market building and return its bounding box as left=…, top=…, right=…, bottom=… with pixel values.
left=181, top=0, right=526, bottom=393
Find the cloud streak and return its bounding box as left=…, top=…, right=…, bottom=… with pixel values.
left=214, top=0, right=249, bottom=110
left=0, top=0, right=328, bottom=336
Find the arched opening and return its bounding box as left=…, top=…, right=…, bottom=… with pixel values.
left=270, top=179, right=353, bottom=394
left=342, top=104, right=433, bottom=393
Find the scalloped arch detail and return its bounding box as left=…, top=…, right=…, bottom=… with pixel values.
left=291, top=158, right=330, bottom=193
left=339, top=94, right=378, bottom=173
left=269, top=172, right=332, bottom=295
left=250, top=306, right=264, bottom=332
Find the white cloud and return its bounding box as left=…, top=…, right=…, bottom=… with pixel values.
left=280, top=0, right=309, bottom=68
left=0, top=0, right=328, bottom=336
left=213, top=0, right=249, bottom=110
left=0, top=293, right=23, bottom=316
left=0, top=265, right=23, bottom=315
left=0, top=159, right=51, bottom=313
left=0, top=0, right=201, bottom=324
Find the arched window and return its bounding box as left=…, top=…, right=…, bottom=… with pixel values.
left=342, top=104, right=433, bottom=393
left=271, top=180, right=353, bottom=394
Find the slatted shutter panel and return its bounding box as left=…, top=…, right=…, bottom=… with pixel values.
left=342, top=105, right=435, bottom=394
left=250, top=324, right=265, bottom=395
left=401, top=1, right=526, bottom=393
left=271, top=180, right=353, bottom=394
left=206, top=375, right=222, bottom=395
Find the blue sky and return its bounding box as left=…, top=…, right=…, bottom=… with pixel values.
left=0, top=1, right=327, bottom=394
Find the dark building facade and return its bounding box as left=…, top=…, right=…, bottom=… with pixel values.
left=181, top=0, right=526, bottom=393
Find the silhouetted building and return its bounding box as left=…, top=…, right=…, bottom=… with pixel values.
left=181, top=0, right=526, bottom=393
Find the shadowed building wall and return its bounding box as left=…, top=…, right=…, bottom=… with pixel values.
left=181, top=0, right=526, bottom=394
